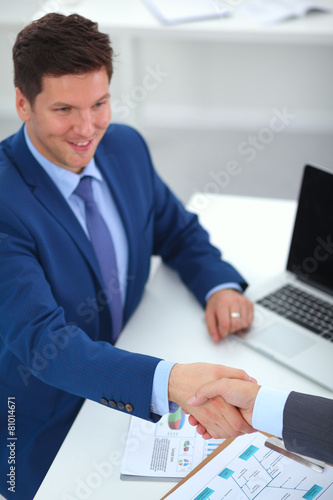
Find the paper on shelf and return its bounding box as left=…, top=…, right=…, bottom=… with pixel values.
left=141, top=0, right=230, bottom=25
left=237, top=0, right=332, bottom=26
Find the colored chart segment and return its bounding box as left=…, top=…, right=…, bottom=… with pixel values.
left=178, top=458, right=190, bottom=467
left=168, top=407, right=186, bottom=430
left=183, top=441, right=190, bottom=452
left=303, top=485, right=323, bottom=499
left=239, top=445, right=259, bottom=461
left=194, top=487, right=215, bottom=500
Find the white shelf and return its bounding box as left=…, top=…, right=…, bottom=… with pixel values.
left=137, top=103, right=333, bottom=134
left=35, top=0, right=333, bottom=45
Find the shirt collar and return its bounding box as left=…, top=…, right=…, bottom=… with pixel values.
left=23, top=125, right=103, bottom=200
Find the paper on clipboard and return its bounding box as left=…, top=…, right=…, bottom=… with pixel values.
left=162, top=431, right=333, bottom=499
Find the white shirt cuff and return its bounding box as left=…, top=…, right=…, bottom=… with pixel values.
left=252, top=385, right=291, bottom=438
left=205, top=282, right=243, bottom=303
left=151, top=360, right=178, bottom=416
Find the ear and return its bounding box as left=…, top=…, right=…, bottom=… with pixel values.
left=15, top=88, right=32, bottom=122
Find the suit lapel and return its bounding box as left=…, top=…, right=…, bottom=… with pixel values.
left=9, top=128, right=104, bottom=289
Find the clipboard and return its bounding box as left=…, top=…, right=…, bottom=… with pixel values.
left=161, top=435, right=235, bottom=499
left=161, top=432, right=330, bottom=499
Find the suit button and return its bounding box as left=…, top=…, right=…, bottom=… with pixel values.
left=108, top=400, right=117, bottom=408
left=117, top=402, right=125, bottom=410
left=125, top=404, right=134, bottom=413
left=101, top=398, right=109, bottom=406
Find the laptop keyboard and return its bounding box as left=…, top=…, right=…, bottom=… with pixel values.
left=257, top=284, right=333, bottom=341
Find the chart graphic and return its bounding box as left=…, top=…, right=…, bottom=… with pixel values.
left=188, top=433, right=332, bottom=500
left=168, top=407, right=186, bottom=430
left=121, top=411, right=224, bottom=480
left=203, top=440, right=221, bottom=459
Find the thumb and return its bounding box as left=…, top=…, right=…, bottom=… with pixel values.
left=187, top=374, right=257, bottom=407
left=187, top=380, right=225, bottom=407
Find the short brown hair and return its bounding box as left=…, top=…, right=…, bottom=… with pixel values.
left=13, top=13, right=113, bottom=106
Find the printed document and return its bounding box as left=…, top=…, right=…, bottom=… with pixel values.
left=164, top=432, right=333, bottom=499
left=120, top=409, right=223, bottom=480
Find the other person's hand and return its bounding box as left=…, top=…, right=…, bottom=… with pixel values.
left=187, top=378, right=261, bottom=438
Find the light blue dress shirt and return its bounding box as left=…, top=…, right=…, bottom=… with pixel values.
left=24, top=126, right=241, bottom=417
left=23, top=127, right=129, bottom=306
left=252, top=385, right=290, bottom=438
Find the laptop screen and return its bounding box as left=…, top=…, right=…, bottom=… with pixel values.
left=287, top=164, right=333, bottom=296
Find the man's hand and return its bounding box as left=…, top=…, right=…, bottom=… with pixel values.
left=168, top=363, right=256, bottom=439
left=187, top=378, right=261, bottom=434
left=205, top=288, right=254, bottom=343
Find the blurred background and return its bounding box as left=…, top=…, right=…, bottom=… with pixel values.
left=1, top=0, right=332, bottom=203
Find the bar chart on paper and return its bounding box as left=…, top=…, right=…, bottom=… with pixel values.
left=120, top=409, right=224, bottom=480
left=166, top=432, right=333, bottom=499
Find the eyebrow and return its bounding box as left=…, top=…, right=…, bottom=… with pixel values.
left=51, top=93, right=111, bottom=108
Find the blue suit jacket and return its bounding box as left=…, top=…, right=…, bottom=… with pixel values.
left=0, top=124, right=247, bottom=498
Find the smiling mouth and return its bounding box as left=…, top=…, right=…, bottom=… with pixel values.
left=68, top=139, right=94, bottom=152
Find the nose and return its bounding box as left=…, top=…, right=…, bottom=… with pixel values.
left=73, top=109, right=95, bottom=137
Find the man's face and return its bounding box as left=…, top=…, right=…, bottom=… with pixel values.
left=17, top=68, right=111, bottom=173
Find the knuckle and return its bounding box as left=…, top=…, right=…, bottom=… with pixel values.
left=233, top=419, right=245, bottom=433
left=237, top=369, right=247, bottom=379
left=230, top=429, right=242, bottom=438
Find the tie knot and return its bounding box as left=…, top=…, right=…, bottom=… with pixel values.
left=74, top=176, right=94, bottom=205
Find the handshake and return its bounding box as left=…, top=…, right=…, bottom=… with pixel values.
left=168, top=363, right=260, bottom=440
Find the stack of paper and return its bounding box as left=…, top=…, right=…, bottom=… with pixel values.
left=236, top=0, right=331, bottom=26
left=141, top=0, right=230, bottom=25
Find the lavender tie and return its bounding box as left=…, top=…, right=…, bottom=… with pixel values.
left=74, top=176, right=123, bottom=341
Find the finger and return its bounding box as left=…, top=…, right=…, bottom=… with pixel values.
left=188, top=369, right=257, bottom=407
left=219, top=366, right=256, bottom=382
left=228, top=298, right=244, bottom=333
left=230, top=297, right=255, bottom=333
left=216, top=304, right=231, bottom=339
left=205, top=308, right=220, bottom=343
left=215, top=398, right=254, bottom=436
left=195, top=423, right=207, bottom=436
left=247, top=298, right=254, bottom=326
left=202, top=430, right=214, bottom=440
left=187, top=395, right=251, bottom=439
left=239, top=298, right=253, bottom=330
left=188, top=414, right=199, bottom=426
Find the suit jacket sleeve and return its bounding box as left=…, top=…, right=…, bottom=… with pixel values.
left=0, top=200, right=161, bottom=423
left=283, top=391, right=333, bottom=463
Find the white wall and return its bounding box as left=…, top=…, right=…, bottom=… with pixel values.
left=1, top=3, right=332, bottom=203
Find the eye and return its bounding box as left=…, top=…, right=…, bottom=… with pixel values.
left=94, top=101, right=105, bottom=109
left=56, top=107, right=71, bottom=114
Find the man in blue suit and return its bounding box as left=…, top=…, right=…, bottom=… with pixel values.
left=0, top=13, right=254, bottom=499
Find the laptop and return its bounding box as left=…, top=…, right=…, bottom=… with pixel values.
left=237, top=164, right=333, bottom=391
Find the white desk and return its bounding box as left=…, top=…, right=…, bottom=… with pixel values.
left=34, top=194, right=332, bottom=500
